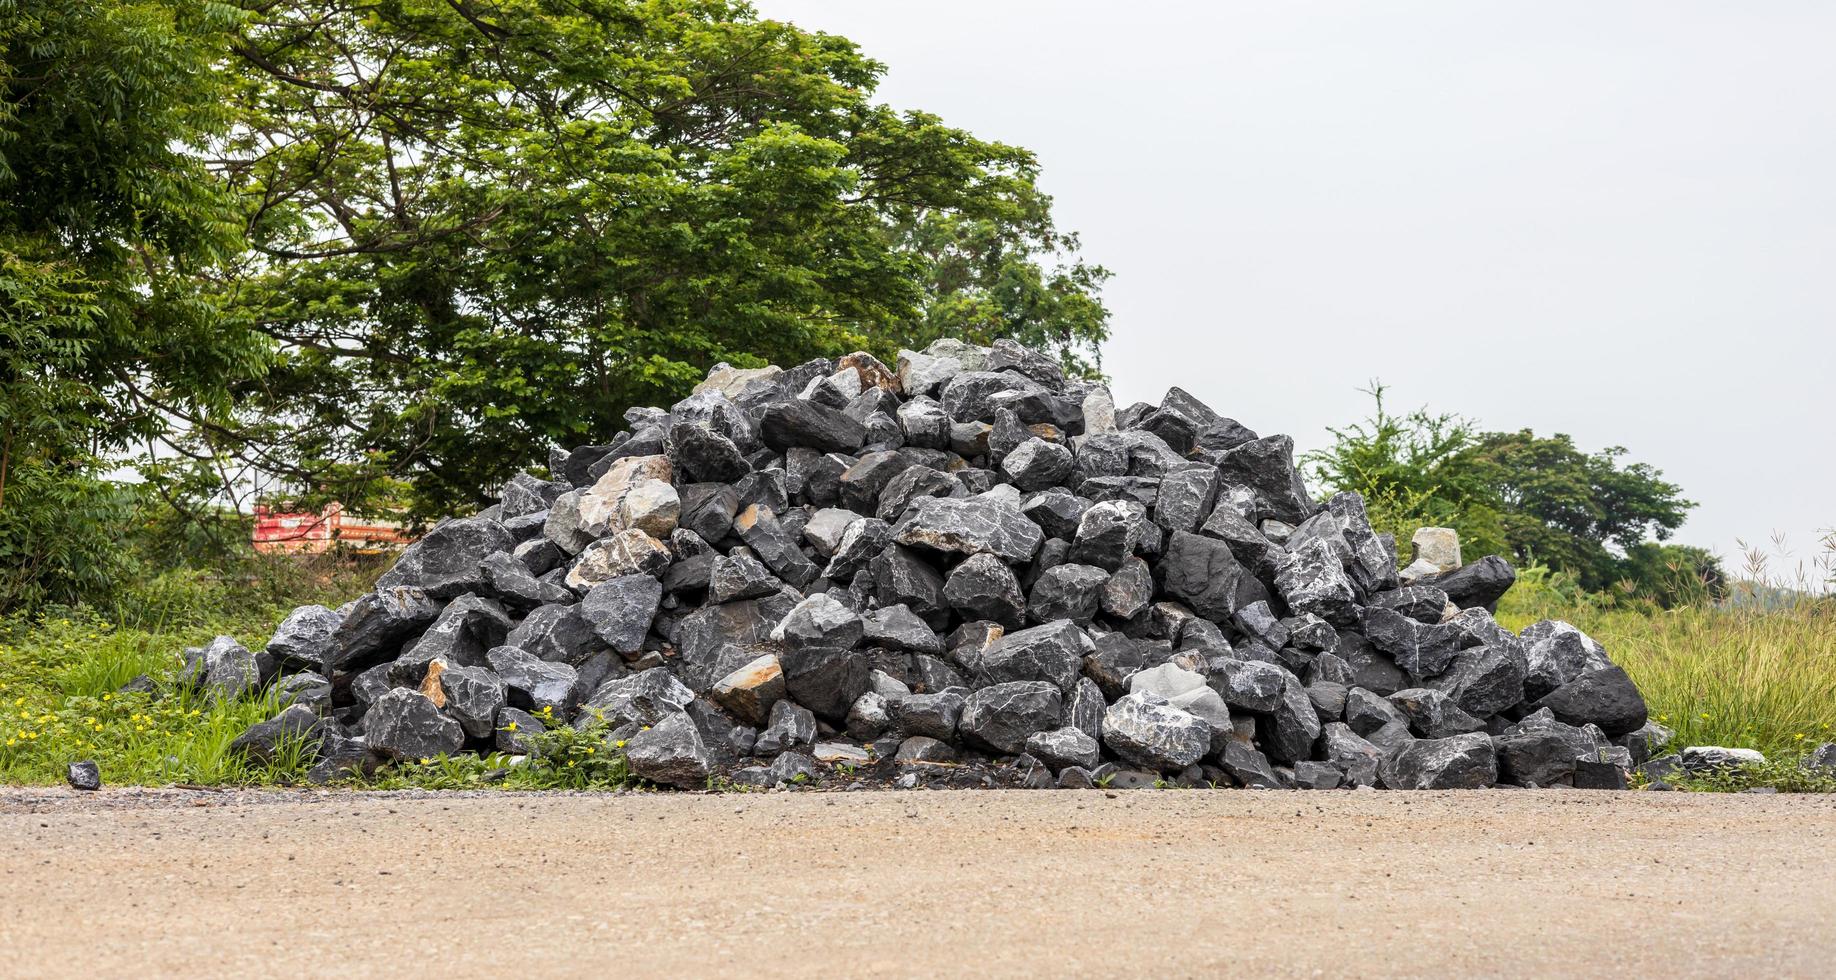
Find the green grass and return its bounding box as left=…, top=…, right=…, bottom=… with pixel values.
left=1498, top=566, right=1836, bottom=758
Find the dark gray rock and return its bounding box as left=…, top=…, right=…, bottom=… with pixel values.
left=437, top=664, right=508, bottom=739
left=890, top=689, right=968, bottom=741
left=959, top=681, right=1063, bottom=754
left=1099, top=557, right=1154, bottom=621
left=1001, top=438, right=1075, bottom=491
left=1386, top=688, right=1485, bottom=738
left=1064, top=676, right=1107, bottom=741
left=1027, top=563, right=1110, bottom=625
left=1520, top=619, right=1613, bottom=700
left=200, top=635, right=260, bottom=699
left=579, top=574, right=662, bottom=655
left=669, top=421, right=751, bottom=484
left=974, top=619, right=1089, bottom=691
left=1368, top=585, right=1452, bottom=625
left=494, top=707, right=544, bottom=754
left=578, top=667, right=695, bottom=728
left=1020, top=489, right=1087, bottom=540
left=732, top=504, right=819, bottom=588
left=760, top=398, right=867, bottom=453
left=1292, top=760, right=1344, bottom=790
left=1494, top=709, right=1600, bottom=786
left=1068, top=499, right=1146, bottom=571
left=265, top=605, right=343, bottom=670
left=1159, top=530, right=1260, bottom=622
left=1680, top=746, right=1766, bottom=773
left=66, top=761, right=101, bottom=791
left=1427, top=643, right=1527, bottom=718
left=376, top=517, right=512, bottom=598
left=1532, top=664, right=1648, bottom=737
left=1360, top=606, right=1468, bottom=679
left=504, top=602, right=600, bottom=666
left=707, top=552, right=780, bottom=603
left=1213, top=658, right=1288, bottom=713
left=397, top=594, right=513, bottom=681
left=1153, top=466, right=1219, bottom=534
left=1083, top=633, right=1170, bottom=701
left=1321, top=722, right=1384, bottom=787
left=1220, top=741, right=1283, bottom=789
left=895, top=735, right=958, bottom=764
left=845, top=691, right=892, bottom=740
left=488, top=645, right=572, bottom=715
left=894, top=494, right=1044, bottom=564
left=331, top=587, right=443, bottom=671
left=778, top=645, right=870, bottom=722
left=755, top=699, right=818, bottom=756
left=943, top=553, right=1027, bottom=629
left=1101, top=692, right=1210, bottom=771
left=1025, top=726, right=1101, bottom=771
left=1262, top=673, right=1323, bottom=765
left=1423, top=555, right=1517, bottom=611
left=876, top=465, right=958, bottom=523
left=275, top=671, right=332, bottom=710
left=364, top=689, right=466, bottom=761
left=624, top=711, right=714, bottom=789
left=1215, top=435, right=1314, bottom=524
left=1274, top=539, right=1359, bottom=627
left=870, top=544, right=950, bottom=620
left=1379, top=732, right=1498, bottom=790
left=481, top=551, right=545, bottom=609
left=862, top=604, right=945, bottom=655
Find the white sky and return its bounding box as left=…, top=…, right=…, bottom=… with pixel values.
left=758, top=1, right=1836, bottom=571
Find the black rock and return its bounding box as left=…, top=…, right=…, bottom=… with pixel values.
left=375, top=516, right=513, bottom=599
left=1000, top=438, right=1075, bottom=492
left=266, top=605, right=343, bottom=671
left=1494, top=709, right=1600, bottom=787
left=1220, top=741, right=1284, bottom=789
left=760, top=398, right=867, bottom=454
left=625, top=711, right=714, bottom=789
left=436, top=664, right=508, bottom=739
left=1360, top=606, right=1468, bottom=680
left=1378, top=732, right=1498, bottom=790
left=1215, top=435, right=1314, bottom=524
left=398, top=594, right=513, bottom=678
left=1367, top=585, right=1451, bottom=625
left=579, top=574, right=663, bottom=655
left=329, top=587, right=442, bottom=671
left=1101, top=692, right=1210, bottom=771
left=861, top=604, right=945, bottom=655
left=755, top=698, right=818, bottom=756
left=1387, top=688, right=1486, bottom=738
left=487, top=646, right=580, bottom=714
left=890, top=689, right=968, bottom=741
left=1068, top=499, right=1146, bottom=571
left=1159, top=530, right=1260, bottom=622
left=66, top=761, right=101, bottom=791
left=578, top=667, right=695, bottom=728
left=1427, top=643, right=1527, bottom=718
left=1153, top=466, right=1219, bottom=535
left=973, top=619, right=1089, bottom=691
left=894, top=494, right=1044, bottom=564
left=1321, top=723, right=1384, bottom=787
left=1025, top=726, right=1101, bottom=771
left=959, top=681, right=1063, bottom=754
left=870, top=544, right=950, bottom=621
left=1532, top=664, right=1648, bottom=737
left=1027, top=564, right=1110, bottom=625
left=732, top=504, right=819, bottom=589
left=504, top=602, right=601, bottom=666
left=1423, top=555, right=1517, bottom=611
left=230, top=704, right=325, bottom=765
left=1273, top=539, right=1359, bottom=627
left=1100, top=557, right=1154, bottom=621
left=364, top=689, right=466, bottom=761
left=942, top=553, right=1027, bottom=630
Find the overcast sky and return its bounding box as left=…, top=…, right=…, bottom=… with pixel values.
left=759, top=1, right=1835, bottom=571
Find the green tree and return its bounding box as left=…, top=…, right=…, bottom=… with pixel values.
left=0, top=0, right=264, bottom=612
left=1308, top=387, right=1718, bottom=604
left=210, top=0, right=1109, bottom=521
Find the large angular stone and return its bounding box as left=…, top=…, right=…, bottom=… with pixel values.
left=894, top=495, right=1044, bottom=564
left=1321, top=722, right=1384, bottom=787
left=778, top=646, right=870, bottom=722
left=1532, top=664, right=1648, bottom=737
left=1378, top=732, right=1498, bottom=790
left=943, top=553, right=1027, bottom=629
left=1027, top=564, right=1110, bottom=625
left=1274, top=538, right=1359, bottom=627
left=486, top=646, right=579, bottom=714
left=1262, top=673, right=1323, bottom=765
left=1159, top=530, right=1259, bottom=622
left=1215, top=435, right=1314, bottom=524
left=1410, top=527, right=1463, bottom=573
left=1427, top=643, right=1527, bottom=718
left=364, top=689, right=465, bottom=761
left=331, top=587, right=442, bottom=670
left=1101, top=692, right=1210, bottom=771
left=200, top=635, right=260, bottom=699
left=1001, top=438, right=1075, bottom=492
left=890, top=689, right=968, bottom=741
left=230, top=704, right=325, bottom=765
left=760, top=399, right=866, bottom=454
left=565, top=529, right=671, bottom=590
left=504, top=602, right=601, bottom=665
left=669, top=421, right=751, bottom=484
left=1360, top=606, right=1468, bottom=679
left=755, top=699, right=818, bottom=756
left=732, top=505, right=820, bottom=589
left=1494, top=709, right=1600, bottom=786
left=973, top=619, right=1088, bottom=691
left=1423, top=555, right=1516, bottom=611
left=624, top=711, right=714, bottom=789
left=578, top=667, right=694, bottom=728
left=1068, top=499, right=1147, bottom=572
left=265, top=605, right=343, bottom=671
left=1520, top=620, right=1613, bottom=700
left=578, top=574, right=663, bottom=654
left=1026, top=726, right=1101, bottom=771
left=398, top=594, right=512, bottom=677
left=375, top=517, right=512, bottom=598
left=1387, top=688, right=1485, bottom=738
left=438, top=664, right=508, bottom=739
left=959, top=681, right=1063, bottom=754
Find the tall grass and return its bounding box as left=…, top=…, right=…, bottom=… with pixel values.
left=1498, top=535, right=1836, bottom=757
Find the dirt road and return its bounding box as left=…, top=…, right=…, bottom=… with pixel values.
left=1, top=787, right=1830, bottom=978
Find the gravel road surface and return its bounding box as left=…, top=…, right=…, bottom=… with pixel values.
left=1, top=787, right=1831, bottom=978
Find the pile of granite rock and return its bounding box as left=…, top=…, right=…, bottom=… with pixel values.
left=208, top=337, right=1682, bottom=791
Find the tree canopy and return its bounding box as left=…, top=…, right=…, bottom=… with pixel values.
left=1306, top=385, right=1716, bottom=604
left=208, top=0, right=1110, bottom=520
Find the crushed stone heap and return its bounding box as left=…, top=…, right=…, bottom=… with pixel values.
left=212, top=338, right=1672, bottom=791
